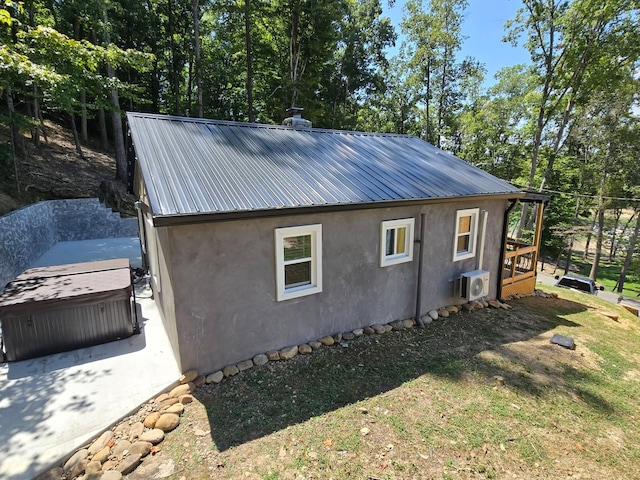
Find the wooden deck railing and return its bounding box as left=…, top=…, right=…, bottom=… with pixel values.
left=502, top=240, right=537, bottom=286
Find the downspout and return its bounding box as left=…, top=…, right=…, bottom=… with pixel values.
left=498, top=200, right=519, bottom=301
left=477, top=210, right=488, bottom=271
left=415, top=213, right=426, bottom=327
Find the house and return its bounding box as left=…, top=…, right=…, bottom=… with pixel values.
left=126, top=111, right=525, bottom=375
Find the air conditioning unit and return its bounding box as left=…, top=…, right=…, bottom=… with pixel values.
left=460, top=269, right=490, bottom=301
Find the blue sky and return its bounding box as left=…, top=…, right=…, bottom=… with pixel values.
left=382, top=0, right=531, bottom=86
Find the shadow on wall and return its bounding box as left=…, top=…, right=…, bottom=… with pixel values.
left=191, top=296, right=612, bottom=452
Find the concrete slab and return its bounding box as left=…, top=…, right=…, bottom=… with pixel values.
left=30, top=237, right=142, bottom=269
left=0, top=284, right=180, bottom=480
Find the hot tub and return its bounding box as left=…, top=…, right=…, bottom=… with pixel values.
left=0, top=258, right=138, bottom=362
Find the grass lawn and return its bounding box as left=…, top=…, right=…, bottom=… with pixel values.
left=564, top=256, right=640, bottom=299
left=142, top=287, right=640, bottom=480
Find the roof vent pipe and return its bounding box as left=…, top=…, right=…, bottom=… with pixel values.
left=282, top=107, right=312, bottom=128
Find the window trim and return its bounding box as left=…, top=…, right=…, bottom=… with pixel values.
left=453, top=208, right=479, bottom=261
left=380, top=218, right=415, bottom=267
left=275, top=224, right=323, bottom=301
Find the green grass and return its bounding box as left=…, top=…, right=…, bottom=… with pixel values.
left=159, top=287, right=640, bottom=479
left=564, top=255, right=640, bottom=298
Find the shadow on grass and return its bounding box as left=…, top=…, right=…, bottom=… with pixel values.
left=194, top=295, right=608, bottom=452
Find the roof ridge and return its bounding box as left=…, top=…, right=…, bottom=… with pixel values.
left=126, top=112, right=416, bottom=139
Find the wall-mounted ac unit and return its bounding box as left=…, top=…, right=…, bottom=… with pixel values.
left=461, top=269, right=490, bottom=301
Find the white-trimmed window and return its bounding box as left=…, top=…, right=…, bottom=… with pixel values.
left=275, top=224, right=322, bottom=301
left=453, top=208, right=479, bottom=261
left=380, top=218, right=415, bottom=267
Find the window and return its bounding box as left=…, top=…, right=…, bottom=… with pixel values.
left=275, top=224, right=322, bottom=301
left=454, top=208, right=479, bottom=261
left=380, top=218, right=415, bottom=267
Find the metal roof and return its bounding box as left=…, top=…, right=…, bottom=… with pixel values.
left=127, top=113, right=522, bottom=225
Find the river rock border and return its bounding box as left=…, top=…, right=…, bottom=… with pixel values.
left=37, top=294, right=566, bottom=480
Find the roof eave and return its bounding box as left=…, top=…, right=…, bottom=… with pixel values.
left=150, top=191, right=524, bottom=227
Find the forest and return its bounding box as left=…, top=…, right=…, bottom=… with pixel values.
left=1, top=0, right=639, bottom=291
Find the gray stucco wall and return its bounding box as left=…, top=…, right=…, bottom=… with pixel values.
left=153, top=198, right=508, bottom=374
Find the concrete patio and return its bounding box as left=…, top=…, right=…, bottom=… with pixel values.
left=0, top=233, right=180, bottom=480
left=0, top=283, right=180, bottom=480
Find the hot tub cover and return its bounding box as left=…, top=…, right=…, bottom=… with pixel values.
left=0, top=258, right=132, bottom=318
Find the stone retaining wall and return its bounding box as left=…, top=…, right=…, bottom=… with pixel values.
left=0, top=199, right=138, bottom=288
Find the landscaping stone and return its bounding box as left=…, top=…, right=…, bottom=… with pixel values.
left=155, top=413, right=180, bottom=432
left=223, top=365, right=240, bottom=377
left=309, top=341, right=322, bottom=350
left=85, top=460, right=102, bottom=474
left=193, top=375, right=206, bottom=387
left=68, top=459, right=89, bottom=479
left=179, top=394, right=193, bottom=404
left=333, top=332, right=343, bottom=342
left=391, top=321, right=404, bottom=331
left=102, top=459, right=118, bottom=471
left=143, top=412, right=161, bottom=429
left=372, top=324, right=385, bottom=334
left=488, top=300, right=501, bottom=309
left=155, top=393, right=170, bottom=404
left=129, top=441, right=153, bottom=458
left=114, top=422, right=129, bottom=436
left=551, top=334, right=575, bottom=350
left=179, top=369, right=198, bottom=384
left=363, top=326, right=375, bottom=334
left=64, top=449, right=88, bottom=473
left=158, top=397, right=179, bottom=410
left=266, top=351, right=281, bottom=361
left=437, top=309, right=449, bottom=318
left=89, top=431, right=113, bottom=455
left=342, top=332, right=355, bottom=340
left=128, top=422, right=144, bottom=441
left=169, top=383, right=193, bottom=398
left=101, top=472, right=123, bottom=480
left=472, top=301, right=484, bottom=309
left=206, top=371, right=224, bottom=384
left=428, top=310, right=438, bottom=320
left=402, top=319, right=414, bottom=328
left=140, top=429, right=165, bottom=444
left=353, top=328, right=364, bottom=336
left=298, top=344, right=313, bottom=354
left=111, top=440, right=131, bottom=457
left=280, top=346, right=299, bottom=360
left=319, top=336, right=335, bottom=346
left=93, top=445, right=111, bottom=464
left=237, top=359, right=254, bottom=371
left=500, top=303, right=512, bottom=310
left=117, top=453, right=142, bottom=475
left=253, top=354, right=269, bottom=366
left=421, top=314, right=433, bottom=324
left=383, top=324, right=393, bottom=333
left=461, top=303, right=474, bottom=311
left=34, top=467, right=64, bottom=480
left=446, top=305, right=459, bottom=313
left=165, top=403, right=185, bottom=415
left=85, top=472, right=104, bottom=480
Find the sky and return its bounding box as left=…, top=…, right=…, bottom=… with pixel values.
left=382, top=0, right=531, bottom=86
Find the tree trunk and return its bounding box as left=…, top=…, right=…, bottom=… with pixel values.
left=98, top=107, right=109, bottom=150
left=80, top=90, right=88, bottom=143
left=583, top=212, right=597, bottom=260
left=613, top=211, right=636, bottom=259
left=32, top=84, right=41, bottom=147
left=70, top=113, right=85, bottom=158
left=616, top=211, right=640, bottom=293
left=168, top=0, right=180, bottom=114
left=108, top=65, right=128, bottom=181
left=6, top=89, right=21, bottom=194
left=193, top=0, right=204, bottom=117
left=564, top=197, right=582, bottom=275
left=589, top=178, right=607, bottom=281
left=608, top=208, right=622, bottom=261
left=244, top=0, right=254, bottom=122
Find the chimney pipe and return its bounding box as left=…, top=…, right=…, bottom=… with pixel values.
left=282, top=107, right=312, bottom=128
